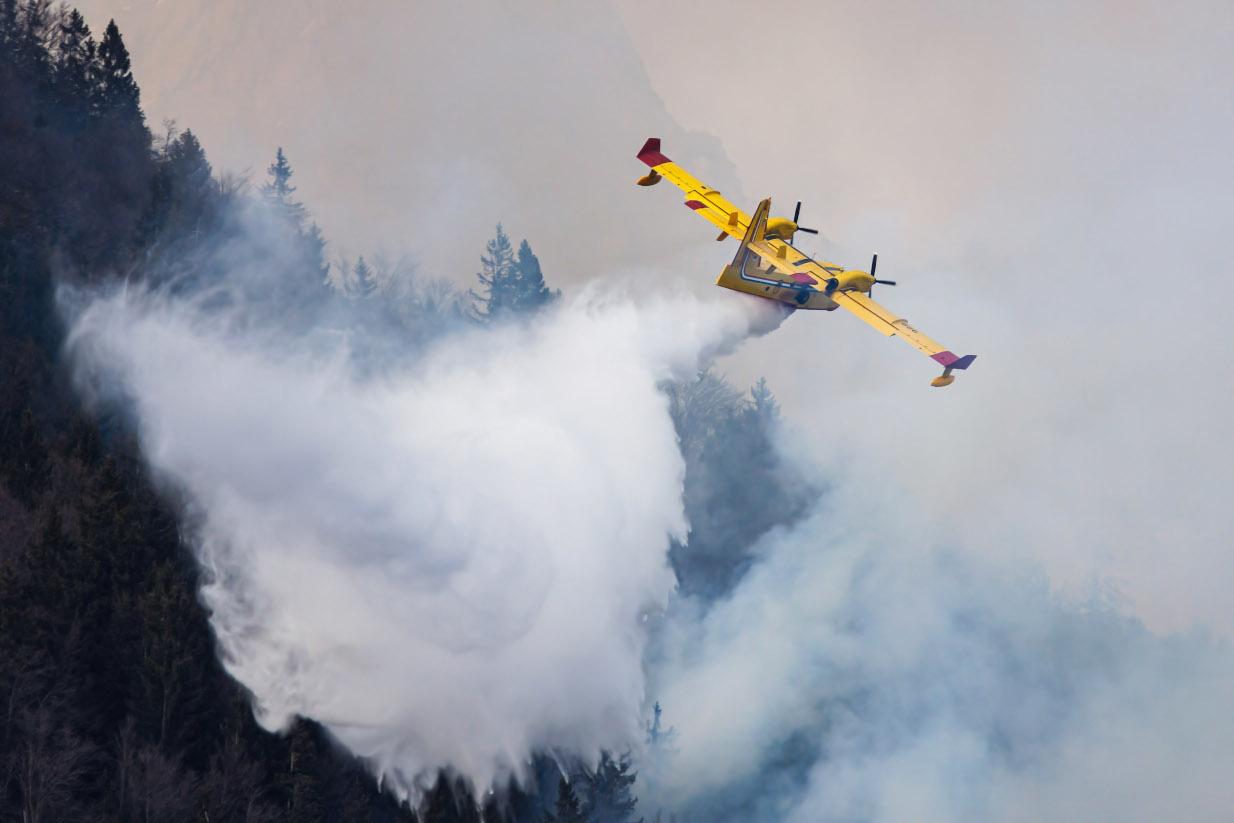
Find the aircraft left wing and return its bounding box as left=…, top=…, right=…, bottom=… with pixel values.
left=637, top=138, right=752, bottom=242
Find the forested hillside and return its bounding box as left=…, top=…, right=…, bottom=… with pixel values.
left=0, top=5, right=805, bottom=820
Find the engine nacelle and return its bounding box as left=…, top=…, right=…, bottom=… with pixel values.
left=832, top=270, right=875, bottom=293
left=763, top=217, right=799, bottom=240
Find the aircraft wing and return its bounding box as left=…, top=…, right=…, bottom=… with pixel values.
left=637, top=138, right=752, bottom=241
left=829, top=290, right=976, bottom=374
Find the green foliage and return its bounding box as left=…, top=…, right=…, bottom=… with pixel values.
left=95, top=19, right=140, bottom=117
left=303, top=221, right=330, bottom=284
left=351, top=254, right=379, bottom=298
left=423, top=773, right=482, bottom=823
left=257, top=147, right=332, bottom=300
left=287, top=720, right=329, bottom=823
left=512, top=238, right=560, bottom=314
left=3, top=407, right=49, bottom=505
left=473, top=223, right=517, bottom=319
left=262, top=145, right=308, bottom=228
left=473, top=226, right=558, bottom=320
left=547, top=776, right=588, bottom=823
left=748, top=377, right=779, bottom=424
left=667, top=372, right=813, bottom=597
left=581, top=753, right=640, bottom=823
left=52, top=9, right=96, bottom=114
left=127, top=560, right=216, bottom=757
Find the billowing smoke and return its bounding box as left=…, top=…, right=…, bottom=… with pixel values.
left=642, top=462, right=1234, bottom=823
left=64, top=280, right=787, bottom=793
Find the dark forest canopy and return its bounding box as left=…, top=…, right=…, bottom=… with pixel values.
left=0, top=5, right=804, bottom=821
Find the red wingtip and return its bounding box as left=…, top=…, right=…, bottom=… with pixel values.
left=931, top=351, right=977, bottom=370
left=637, top=137, right=671, bottom=167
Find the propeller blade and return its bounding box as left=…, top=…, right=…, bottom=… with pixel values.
left=870, top=253, right=878, bottom=278
left=874, top=279, right=896, bottom=286
left=793, top=201, right=802, bottom=223
left=795, top=227, right=819, bottom=235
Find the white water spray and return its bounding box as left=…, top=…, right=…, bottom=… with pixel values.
left=66, top=284, right=788, bottom=792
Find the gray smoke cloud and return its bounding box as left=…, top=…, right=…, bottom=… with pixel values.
left=65, top=279, right=788, bottom=794
left=642, top=466, right=1234, bottom=822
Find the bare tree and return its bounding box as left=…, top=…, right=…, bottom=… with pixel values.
left=11, top=703, right=98, bottom=823
left=200, top=733, right=281, bottom=823
left=129, top=745, right=200, bottom=823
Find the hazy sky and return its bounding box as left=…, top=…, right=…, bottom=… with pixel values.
left=614, top=0, right=1234, bottom=636
left=77, top=0, right=1233, bottom=652
left=75, top=0, right=743, bottom=281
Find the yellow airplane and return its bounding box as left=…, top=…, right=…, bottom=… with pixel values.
left=636, top=138, right=975, bottom=387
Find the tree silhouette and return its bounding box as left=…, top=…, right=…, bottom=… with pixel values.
left=53, top=10, right=96, bottom=115
left=511, top=239, right=559, bottom=314
left=582, top=753, right=640, bottom=823
left=95, top=19, right=140, bottom=117
left=472, top=223, right=517, bottom=319
left=351, top=255, right=379, bottom=298
left=261, top=146, right=308, bottom=228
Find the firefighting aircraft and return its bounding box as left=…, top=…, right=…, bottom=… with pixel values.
left=636, top=138, right=975, bottom=387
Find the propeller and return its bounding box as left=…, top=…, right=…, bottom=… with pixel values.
left=868, top=253, right=896, bottom=298
left=792, top=201, right=819, bottom=235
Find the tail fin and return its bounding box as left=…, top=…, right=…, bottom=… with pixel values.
left=717, top=199, right=779, bottom=298
left=736, top=198, right=770, bottom=249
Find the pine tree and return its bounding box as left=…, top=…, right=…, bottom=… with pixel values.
left=351, top=255, right=378, bottom=298
left=546, top=777, right=587, bottom=823
left=0, top=508, right=73, bottom=654
left=261, top=147, right=308, bottom=228
left=4, top=407, right=49, bottom=506
left=510, top=239, right=559, bottom=315
left=472, top=223, right=517, bottom=320
left=748, top=377, right=780, bottom=425
left=65, top=413, right=103, bottom=468
left=423, top=773, right=481, bottom=823
left=165, top=129, right=213, bottom=200
left=581, top=754, right=639, bottom=823
left=287, top=720, right=328, bottom=823
left=0, top=0, right=48, bottom=79
left=264, top=147, right=295, bottom=201
left=146, top=128, right=216, bottom=241
left=94, top=19, right=140, bottom=118
left=127, top=560, right=215, bottom=760
left=53, top=10, right=97, bottom=114
left=0, top=0, right=16, bottom=47
left=303, top=221, right=330, bottom=285
left=646, top=703, right=666, bottom=745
